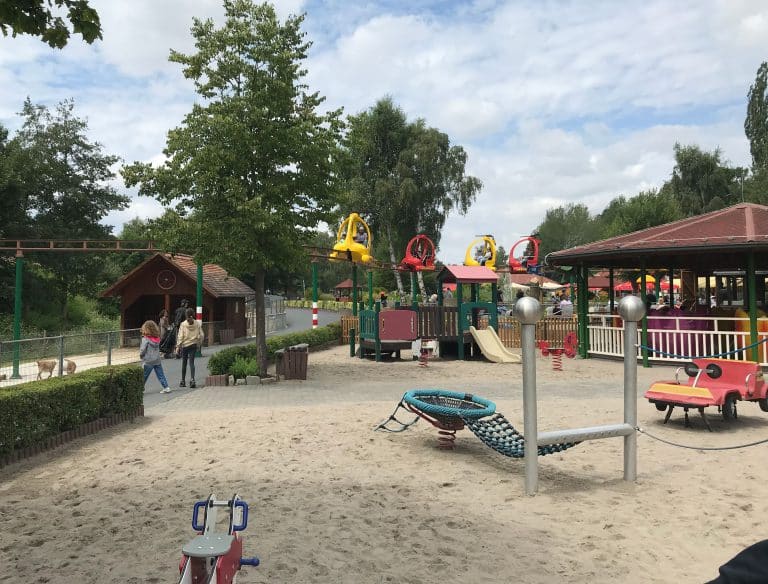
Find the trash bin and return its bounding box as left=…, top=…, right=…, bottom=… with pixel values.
left=220, top=329, right=235, bottom=345
left=276, top=343, right=309, bottom=380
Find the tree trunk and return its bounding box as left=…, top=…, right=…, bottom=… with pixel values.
left=386, top=226, right=405, bottom=297
left=417, top=271, right=427, bottom=299
left=252, top=268, right=269, bottom=376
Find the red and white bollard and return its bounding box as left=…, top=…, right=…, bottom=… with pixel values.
left=312, top=301, right=318, bottom=329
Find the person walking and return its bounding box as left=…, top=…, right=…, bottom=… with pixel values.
left=140, top=320, right=171, bottom=394
left=176, top=308, right=205, bottom=388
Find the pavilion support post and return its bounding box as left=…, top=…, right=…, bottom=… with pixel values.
left=640, top=267, right=649, bottom=368
left=609, top=268, right=615, bottom=314
left=457, top=282, right=465, bottom=360
left=747, top=251, right=758, bottom=362
left=667, top=266, right=674, bottom=306
left=577, top=264, right=589, bottom=358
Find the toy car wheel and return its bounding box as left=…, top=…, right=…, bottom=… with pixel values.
left=655, top=402, right=668, bottom=412
left=705, top=363, right=722, bottom=379
left=684, top=362, right=699, bottom=378
left=722, top=394, right=738, bottom=421
left=759, top=398, right=768, bottom=413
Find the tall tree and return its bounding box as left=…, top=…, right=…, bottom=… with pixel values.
left=661, top=143, right=738, bottom=216
left=343, top=98, right=481, bottom=297
left=535, top=203, right=599, bottom=258
left=596, top=189, right=683, bottom=239
left=0, top=0, right=101, bottom=48
left=123, top=0, right=343, bottom=375
left=746, top=61, right=768, bottom=175
left=15, top=98, right=128, bottom=320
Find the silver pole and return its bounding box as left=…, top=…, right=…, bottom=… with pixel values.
left=515, top=297, right=541, bottom=495
left=618, top=295, right=644, bottom=482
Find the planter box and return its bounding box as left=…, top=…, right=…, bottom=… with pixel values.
left=205, top=374, right=228, bottom=386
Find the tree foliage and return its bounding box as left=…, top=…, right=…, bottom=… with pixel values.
left=746, top=61, right=768, bottom=175
left=536, top=203, right=599, bottom=259
left=122, top=0, right=343, bottom=373
left=0, top=0, right=101, bottom=48
left=342, top=97, right=481, bottom=295
left=660, top=143, right=739, bottom=216
left=597, top=189, right=683, bottom=239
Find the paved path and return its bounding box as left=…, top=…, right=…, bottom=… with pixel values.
left=143, top=308, right=339, bottom=408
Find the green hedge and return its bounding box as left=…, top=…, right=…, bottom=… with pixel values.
left=208, top=322, right=342, bottom=376
left=0, top=364, right=143, bottom=456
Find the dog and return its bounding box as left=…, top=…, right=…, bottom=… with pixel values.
left=36, top=359, right=57, bottom=380
left=65, top=359, right=77, bottom=375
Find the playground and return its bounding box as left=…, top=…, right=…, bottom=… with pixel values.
left=1, top=344, right=766, bottom=583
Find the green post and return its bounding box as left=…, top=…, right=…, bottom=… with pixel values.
left=457, top=282, right=464, bottom=360
left=748, top=251, right=758, bottom=361
left=640, top=267, right=649, bottom=368
left=608, top=268, right=615, bottom=314
left=577, top=265, right=589, bottom=358
left=350, top=264, right=358, bottom=357
left=11, top=254, right=23, bottom=379
left=374, top=300, right=381, bottom=362
left=311, top=262, right=318, bottom=329
left=196, top=262, right=203, bottom=357
left=411, top=272, right=417, bottom=310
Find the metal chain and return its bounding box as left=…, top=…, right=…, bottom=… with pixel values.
left=636, top=426, right=768, bottom=451
left=636, top=336, right=768, bottom=360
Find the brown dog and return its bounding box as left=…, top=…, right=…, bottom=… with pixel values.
left=65, top=359, right=77, bottom=375
left=36, top=359, right=56, bottom=380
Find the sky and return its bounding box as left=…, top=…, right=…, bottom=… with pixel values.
left=1, top=0, right=767, bottom=263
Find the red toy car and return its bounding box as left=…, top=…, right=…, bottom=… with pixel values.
left=644, top=358, right=768, bottom=431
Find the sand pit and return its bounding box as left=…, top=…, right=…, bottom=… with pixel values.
left=1, top=346, right=767, bottom=583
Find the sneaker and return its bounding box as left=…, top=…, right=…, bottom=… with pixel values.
left=189, top=380, right=196, bottom=389
left=160, top=388, right=172, bottom=394
left=179, top=380, right=186, bottom=388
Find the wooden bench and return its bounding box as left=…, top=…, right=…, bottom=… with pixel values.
left=275, top=343, right=309, bottom=380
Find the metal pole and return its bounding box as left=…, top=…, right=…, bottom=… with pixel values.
left=516, top=296, right=541, bottom=495
left=618, top=295, right=644, bottom=482
left=58, top=335, right=65, bottom=377
left=368, top=270, right=373, bottom=309
left=411, top=272, right=417, bottom=310
left=196, top=262, right=203, bottom=357
left=351, top=264, right=358, bottom=357
left=11, top=254, right=23, bottom=379
left=107, top=331, right=113, bottom=366
left=311, top=262, right=318, bottom=329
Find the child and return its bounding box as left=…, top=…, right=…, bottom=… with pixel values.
left=176, top=308, right=205, bottom=388
left=140, top=320, right=171, bottom=394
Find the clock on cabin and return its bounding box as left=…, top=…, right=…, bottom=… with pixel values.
left=156, top=269, right=177, bottom=290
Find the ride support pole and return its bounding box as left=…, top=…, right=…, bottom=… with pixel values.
left=311, top=262, right=318, bottom=329
left=196, top=262, right=203, bottom=357
left=618, top=295, right=644, bottom=482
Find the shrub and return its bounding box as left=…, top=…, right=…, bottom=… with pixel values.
left=0, top=364, right=143, bottom=456
left=230, top=356, right=259, bottom=380
left=208, top=321, right=341, bottom=376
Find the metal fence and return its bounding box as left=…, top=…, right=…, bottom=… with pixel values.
left=0, top=320, right=228, bottom=389
left=246, top=294, right=287, bottom=336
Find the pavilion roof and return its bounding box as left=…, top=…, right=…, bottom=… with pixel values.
left=547, top=203, right=768, bottom=270
left=437, top=265, right=499, bottom=284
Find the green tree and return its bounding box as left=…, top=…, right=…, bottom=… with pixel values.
left=661, top=143, right=738, bottom=216
left=14, top=98, right=128, bottom=321
left=123, top=0, right=343, bottom=374
left=535, top=203, right=599, bottom=258
left=596, top=189, right=683, bottom=239
left=0, top=0, right=101, bottom=48
left=343, top=98, right=481, bottom=297
left=746, top=61, right=768, bottom=174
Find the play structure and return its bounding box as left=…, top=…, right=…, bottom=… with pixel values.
left=355, top=264, right=504, bottom=362
left=644, top=358, right=768, bottom=431
left=464, top=235, right=497, bottom=271
left=178, top=494, right=259, bottom=583
left=329, top=212, right=373, bottom=264
left=399, top=234, right=436, bottom=272
left=377, top=295, right=645, bottom=495
left=508, top=235, right=540, bottom=274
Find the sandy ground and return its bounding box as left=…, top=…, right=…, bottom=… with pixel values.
left=1, top=345, right=767, bottom=583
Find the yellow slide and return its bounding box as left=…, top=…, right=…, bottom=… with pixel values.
left=469, top=326, right=521, bottom=364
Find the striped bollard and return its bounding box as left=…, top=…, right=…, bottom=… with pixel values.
left=312, top=301, right=318, bottom=329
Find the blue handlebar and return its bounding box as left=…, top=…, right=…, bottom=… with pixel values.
left=232, top=500, right=248, bottom=532
left=240, top=556, right=260, bottom=567
left=191, top=501, right=207, bottom=532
